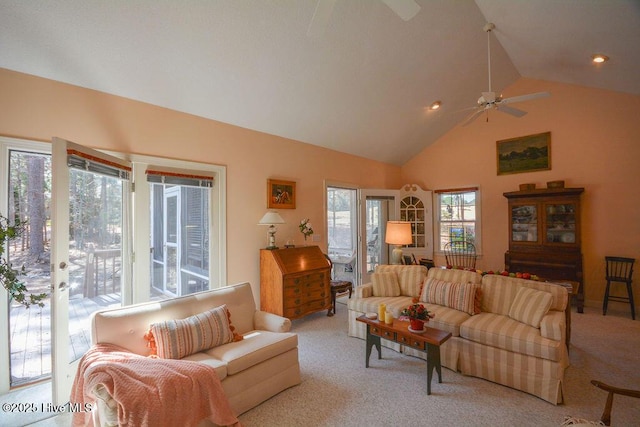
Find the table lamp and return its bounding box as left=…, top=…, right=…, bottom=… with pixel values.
left=385, top=221, right=412, bottom=264
left=258, top=211, right=285, bottom=249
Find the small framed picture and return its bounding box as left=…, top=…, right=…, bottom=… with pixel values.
left=267, top=179, right=296, bottom=209
left=496, top=132, right=551, bottom=175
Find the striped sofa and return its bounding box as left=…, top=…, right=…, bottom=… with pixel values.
left=347, top=265, right=569, bottom=404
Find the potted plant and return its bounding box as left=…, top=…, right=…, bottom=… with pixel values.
left=0, top=214, right=47, bottom=308
left=400, top=298, right=434, bottom=331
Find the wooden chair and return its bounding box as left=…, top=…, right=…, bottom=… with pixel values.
left=324, top=254, right=353, bottom=317
left=443, top=241, right=477, bottom=269
left=563, top=380, right=640, bottom=426
left=602, top=256, right=635, bottom=320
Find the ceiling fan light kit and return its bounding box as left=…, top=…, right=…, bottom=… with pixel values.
left=462, top=23, right=551, bottom=126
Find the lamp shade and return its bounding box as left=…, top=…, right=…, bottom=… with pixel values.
left=385, top=221, right=412, bottom=245
left=258, top=211, right=285, bottom=225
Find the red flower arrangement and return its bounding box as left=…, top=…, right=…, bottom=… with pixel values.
left=400, top=298, right=435, bottom=321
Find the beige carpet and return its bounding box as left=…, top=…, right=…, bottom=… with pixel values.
left=238, top=300, right=640, bottom=427
left=20, top=301, right=640, bottom=426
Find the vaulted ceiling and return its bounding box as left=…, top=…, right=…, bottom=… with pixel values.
left=1, top=0, right=638, bottom=165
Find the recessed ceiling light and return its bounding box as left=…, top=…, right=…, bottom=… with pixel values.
left=429, top=101, right=442, bottom=111
left=591, top=54, right=609, bottom=64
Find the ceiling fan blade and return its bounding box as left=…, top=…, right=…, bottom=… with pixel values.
left=381, top=0, right=421, bottom=21
left=461, top=109, right=484, bottom=126
left=500, top=92, right=551, bottom=105
left=307, top=0, right=337, bottom=37
left=496, top=104, right=527, bottom=118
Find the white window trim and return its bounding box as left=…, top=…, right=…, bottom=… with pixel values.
left=433, top=187, right=482, bottom=256
left=124, top=153, right=226, bottom=303
left=325, top=181, right=359, bottom=256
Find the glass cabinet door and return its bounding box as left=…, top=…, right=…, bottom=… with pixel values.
left=545, top=202, right=577, bottom=244
left=511, top=204, right=538, bottom=242
left=400, top=196, right=426, bottom=248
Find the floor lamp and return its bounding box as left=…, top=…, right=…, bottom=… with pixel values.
left=385, top=221, right=412, bottom=265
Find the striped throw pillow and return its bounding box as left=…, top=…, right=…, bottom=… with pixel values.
left=371, top=272, right=401, bottom=297
left=419, top=277, right=480, bottom=315
left=148, top=304, right=242, bottom=359
left=509, top=287, right=553, bottom=328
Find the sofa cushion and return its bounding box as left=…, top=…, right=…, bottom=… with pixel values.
left=149, top=304, right=240, bottom=359
left=419, top=277, right=480, bottom=315
left=509, top=287, right=553, bottom=328
left=398, top=267, right=427, bottom=297
left=481, top=274, right=568, bottom=316
left=422, top=303, right=471, bottom=337
left=460, top=312, right=563, bottom=362
left=427, top=267, right=483, bottom=284
left=375, top=265, right=428, bottom=297
left=371, top=272, right=401, bottom=297
left=207, top=330, right=298, bottom=375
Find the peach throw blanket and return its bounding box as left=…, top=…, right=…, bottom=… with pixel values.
left=71, top=343, right=241, bottom=427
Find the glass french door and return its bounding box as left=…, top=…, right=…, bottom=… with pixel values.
left=0, top=139, right=52, bottom=392
left=50, top=138, right=131, bottom=404
left=358, top=189, right=399, bottom=285
left=326, top=185, right=358, bottom=284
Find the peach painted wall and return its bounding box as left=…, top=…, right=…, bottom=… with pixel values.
left=0, top=68, right=402, bottom=300
left=402, top=78, right=640, bottom=309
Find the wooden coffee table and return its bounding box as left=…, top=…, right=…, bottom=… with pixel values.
left=356, top=315, right=452, bottom=395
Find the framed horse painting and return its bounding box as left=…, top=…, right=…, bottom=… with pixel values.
left=267, top=179, right=296, bottom=209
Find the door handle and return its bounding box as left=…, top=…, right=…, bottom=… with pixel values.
left=52, top=281, right=68, bottom=292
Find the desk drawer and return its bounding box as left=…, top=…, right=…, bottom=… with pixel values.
left=371, top=326, right=396, bottom=341
left=284, top=298, right=329, bottom=318
left=283, top=288, right=328, bottom=308
left=284, top=272, right=327, bottom=290
left=397, top=333, right=426, bottom=350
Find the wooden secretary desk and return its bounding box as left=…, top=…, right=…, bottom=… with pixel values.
left=504, top=187, right=585, bottom=312
left=260, top=246, right=331, bottom=319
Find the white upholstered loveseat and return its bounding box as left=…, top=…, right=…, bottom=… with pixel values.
left=348, top=265, right=569, bottom=404
left=87, top=281, right=301, bottom=425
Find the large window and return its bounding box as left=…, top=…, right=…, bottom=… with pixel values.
left=435, top=188, right=481, bottom=253
left=138, top=161, right=223, bottom=301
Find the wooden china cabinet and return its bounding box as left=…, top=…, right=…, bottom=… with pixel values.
left=504, top=187, right=585, bottom=312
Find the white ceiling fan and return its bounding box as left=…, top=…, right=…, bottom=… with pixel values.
left=462, top=23, right=550, bottom=126
left=307, top=0, right=420, bottom=37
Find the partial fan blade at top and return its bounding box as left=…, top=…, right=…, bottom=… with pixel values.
left=381, top=0, right=421, bottom=21
left=500, top=92, right=550, bottom=105
left=461, top=109, right=484, bottom=126
left=496, top=104, right=527, bottom=118
left=307, top=0, right=337, bottom=37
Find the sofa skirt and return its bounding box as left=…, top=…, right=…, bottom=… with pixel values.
left=457, top=339, right=565, bottom=405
